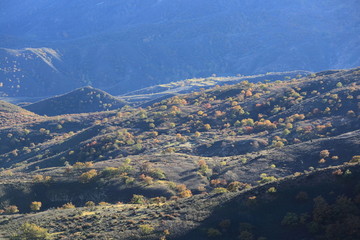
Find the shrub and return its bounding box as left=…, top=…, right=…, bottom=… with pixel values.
left=85, top=201, right=95, bottom=207
left=198, top=160, right=211, bottom=176
left=350, top=155, right=360, bottom=163
left=79, top=169, right=98, bottom=183
left=179, top=189, right=193, bottom=198
left=30, top=201, right=42, bottom=211
left=4, top=205, right=19, bottom=214
left=238, top=231, right=254, bottom=240
left=98, top=202, right=109, bottom=206
left=267, top=187, right=277, bottom=193
left=258, top=174, right=277, bottom=183
left=227, top=181, right=241, bottom=192
left=281, top=212, right=299, bottom=226
left=212, top=187, right=228, bottom=194
left=139, top=224, right=154, bottom=235
left=33, top=175, right=44, bottom=182
left=61, top=202, right=75, bottom=209
left=10, top=222, right=50, bottom=240
left=203, top=124, right=211, bottom=131
left=207, top=228, right=222, bottom=237
left=148, top=168, right=166, bottom=180
left=101, top=167, right=120, bottom=178
left=336, top=82, right=343, bottom=88
left=139, top=174, right=153, bottom=185
left=73, top=161, right=93, bottom=168
left=319, top=150, right=330, bottom=158
left=131, top=194, right=146, bottom=204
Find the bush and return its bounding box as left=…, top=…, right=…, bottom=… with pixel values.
left=281, top=212, right=299, bottom=226
left=212, top=187, right=228, bottom=194
left=10, top=222, right=50, bottom=240
left=207, top=228, right=222, bottom=237
left=30, top=201, right=42, bottom=212
left=101, top=167, right=120, bottom=178
left=79, top=169, right=98, bottom=183
left=148, top=168, right=166, bottom=180
left=179, top=189, right=193, bottom=198
left=85, top=201, right=95, bottom=207
left=131, top=194, right=146, bottom=204
left=4, top=205, right=19, bottom=214
left=267, top=187, right=277, bottom=193
left=139, top=224, right=154, bottom=235
left=61, top=202, right=75, bottom=209
left=227, top=181, right=241, bottom=192
left=319, top=150, right=330, bottom=158
left=350, top=155, right=360, bottom=163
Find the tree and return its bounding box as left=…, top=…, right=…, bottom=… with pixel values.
left=30, top=202, right=42, bottom=212
left=10, top=222, right=50, bottom=240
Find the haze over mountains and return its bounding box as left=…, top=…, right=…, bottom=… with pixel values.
left=1, top=0, right=360, bottom=97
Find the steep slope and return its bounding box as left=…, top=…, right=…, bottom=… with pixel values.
left=24, top=86, right=126, bottom=116
left=1, top=0, right=359, bottom=97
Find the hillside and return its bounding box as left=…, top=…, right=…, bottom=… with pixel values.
left=0, top=100, right=42, bottom=127
left=1, top=163, right=360, bottom=240
left=0, top=67, right=359, bottom=239
left=24, top=86, right=127, bottom=116
left=119, top=70, right=311, bottom=106
left=1, top=0, right=359, bottom=97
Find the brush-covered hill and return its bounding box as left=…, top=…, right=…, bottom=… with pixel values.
left=1, top=0, right=359, bottom=97
left=24, top=86, right=127, bottom=116
left=0, top=100, right=42, bottom=127
left=0, top=67, right=359, bottom=239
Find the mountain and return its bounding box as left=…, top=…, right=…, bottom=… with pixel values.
left=24, top=86, right=127, bottom=116
left=1, top=0, right=359, bottom=97
left=0, top=67, right=359, bottom=239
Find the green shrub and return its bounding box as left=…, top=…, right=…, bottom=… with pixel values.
left=10, top=222, right=50, bottom=240
left=139, top=224, right=154, bottom=235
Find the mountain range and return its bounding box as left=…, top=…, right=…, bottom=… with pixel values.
left=1, top=0, right=359, bottom=97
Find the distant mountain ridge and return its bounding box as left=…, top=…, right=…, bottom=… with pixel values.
left=0, top=0, right=359, bottom=97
